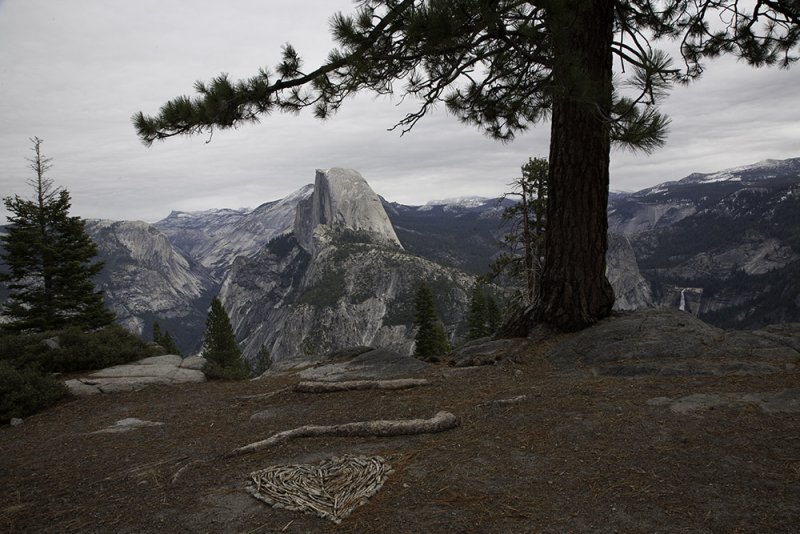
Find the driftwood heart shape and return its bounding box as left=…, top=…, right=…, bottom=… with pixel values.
left=247, top=455, right=393, bottom=523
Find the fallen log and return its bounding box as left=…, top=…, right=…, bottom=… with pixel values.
left=228, top=411, right=458, bottom=457
left=293, top=378, right=429, bottom=393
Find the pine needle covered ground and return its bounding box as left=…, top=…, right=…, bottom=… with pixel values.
left=1, top=344, right=799, bottom=532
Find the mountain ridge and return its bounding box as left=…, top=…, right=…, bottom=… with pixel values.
left=2, top=156, right=799, bottom=355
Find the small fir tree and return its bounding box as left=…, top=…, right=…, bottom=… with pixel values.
left=202, top=297, right=250, bottom=379
left=152, top=321, right=180, bottom=355
left=485, top=293, right=502, bottom=334
left=466, top=283, right=489, bottom=340
left=488, top=157, right=548, bottom=306
left=413, top=281, right=450, bottom=360
left=1, top=137, right=114, bottom=333
left=253, top=344, right=273, bottom=376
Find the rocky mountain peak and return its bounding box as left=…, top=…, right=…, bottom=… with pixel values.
left=294, top=168, right=402, bottom=252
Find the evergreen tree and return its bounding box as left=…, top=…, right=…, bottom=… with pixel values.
left=202, top=297, right=250, bottom=379
left=1, top=138, right=113, bottom=333
left=135, top=1, right=799, bottom=332
left=485, top=293, right=502, bottom=335
left=466, top=283, right=489, bottom=340
left=413, top=281, right=450, bottom=360
left=466, top=284, right=503, bottom=339
left=152, top=321, right=180, bottom=355
left=488, top=157, right=548, bottom=306
left=253, top=344, right=273, bottom=376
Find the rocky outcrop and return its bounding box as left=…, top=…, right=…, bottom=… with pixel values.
left=221, top=231, right=473, bottom=367
left=297, top=348, right=428, bottom=381
left=608, top=157, right=800, bottom=327
left=543, top=308, right=800, bottom=376
left=446, top=338, right=536, bottom=367
left=154, top=184, right=314, bottom=281
left=65, top=354, right=206, bottom=395
left=606, top=233, right=653, bottom=311
left=81, top=184, right=315, bottom=353
left=647, top=389, right=800, bottom=414
left=294, top=168, right=402, bottom=252
left=220, top=169, right=474, bottom=367
left=86, top=220, right=213, bottom=348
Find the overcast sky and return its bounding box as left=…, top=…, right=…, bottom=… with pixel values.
left=1, top=1, right=798, bottom=223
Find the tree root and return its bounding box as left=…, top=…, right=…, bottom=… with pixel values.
left=293, top=378, right=429, bottom=393
left=228, top=411, right=458, bottom=457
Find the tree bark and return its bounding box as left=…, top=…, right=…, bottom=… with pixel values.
left=536, top=0, right=616, bottom=331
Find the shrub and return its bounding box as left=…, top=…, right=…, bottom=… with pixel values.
left=203, top=360, right=252, bottom=381
left=0, top=361, right=66, bottom=423
left=253, top=344, right=272, bottom=375
left=0, top=326, right=158, bottom=422
left=38, top=325, right=160, bottom=373
left=0, top=325, right=159, bottom=374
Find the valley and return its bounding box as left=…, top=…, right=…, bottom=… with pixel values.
left=62, top=158, right=800, bottom=361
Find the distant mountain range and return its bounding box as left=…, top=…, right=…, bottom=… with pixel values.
left=609, top=157, right=800, bottom=327
left=2, top=157, right=798, bottom=361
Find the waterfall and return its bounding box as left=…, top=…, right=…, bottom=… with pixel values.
left=679, top=288, right=687, bottom=312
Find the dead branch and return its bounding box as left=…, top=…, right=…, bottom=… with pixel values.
left=479, top=394, right=528, bottom=407
left=238, top=386, right=290, bottom=400
left=293, top=378, right=429, bottom=393
left=171, top=460, right=201, bottom=485
left=228, top=411, right=458, bottom=457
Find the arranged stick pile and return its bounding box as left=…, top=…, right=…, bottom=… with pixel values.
left=247, top=455, right=393, bottom=524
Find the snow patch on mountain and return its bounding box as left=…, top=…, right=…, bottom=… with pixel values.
left=680, top=158, right=800, bottom=184
left=426, top=196, right=491, bottom=208
left=155, top=184, right=314, bottom=280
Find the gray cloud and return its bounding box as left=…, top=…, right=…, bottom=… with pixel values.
left=1, top=1, right=797, bottom=222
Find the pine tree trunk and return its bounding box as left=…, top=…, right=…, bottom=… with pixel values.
left=536, top=0, right=615, bottom=331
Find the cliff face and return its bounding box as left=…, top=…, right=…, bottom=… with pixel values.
left=6, top=159, right=798, bottom=356
left=609, top=158, right=800, bottom=327
left=85, top=220, right=213, bottom=350
left=154, top=184, right=313, bottom=281
left=606, top=233, right=653, bottom=311
left=294, top=169, right=402, bottom=252
left=220, top=169, right=472, bottom=366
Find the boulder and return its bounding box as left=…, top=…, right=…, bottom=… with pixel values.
left=89, top=364, right=179, bottom=379
left=136, top=354, right=183, bottom=366
left=648, top=388, right=800, bottom=414
left=446, top=338, right=533, bottom=367
left=91, top=376, right=174, bottom=394
left=64, top=379, right=101, bottom=396
left=66, top=354, right=206, bottom=395
left=180, top=355, right=207, bottom=370
left=41, top=337, right=60, bottom=350
left=92, top=418, right=164, bottom=434
left=299, top=348, right=427, bottom=381
left=543, top=308, right=800, bottom=376
left=172, top=367, right=207, bottom=383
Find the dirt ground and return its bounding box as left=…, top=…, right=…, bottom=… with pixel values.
left=1, top=345, right=799, bottom=533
